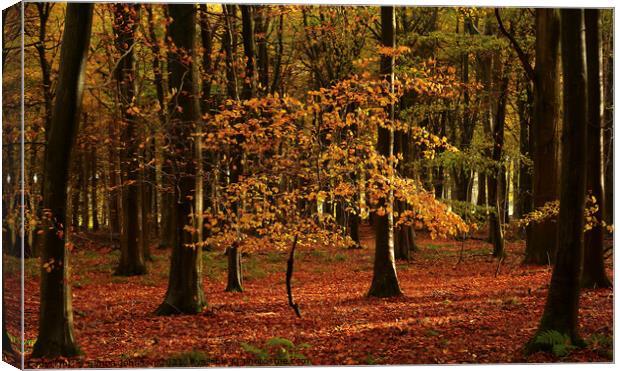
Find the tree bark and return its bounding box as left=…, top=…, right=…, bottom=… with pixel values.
left=525, top=9, right=561, bottom=265
left=582, top=9, right=611, bottom=289
left=517, top=82, right=533, bottom=219
left=31, top=3, right=93, bottom=358
left=490, top=73, right=508, bottom=258
left=90, top=146, right=99, bottom=231
left=156, top=4, right=206, bottom=315
left=368, top=6, right=402, bottom=298
left=113, top=4, right=146, bottom=276
left=528, top=9, right=588, bottom=349
left=223, top=4, right=240, bottom=101
left=240, top=5, right=256, bottom=100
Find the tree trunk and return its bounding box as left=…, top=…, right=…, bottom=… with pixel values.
left=71, top=151, right=80, bottom=229
left=240, top=5, right=256, bottom=100
left=90, top=146, right=99, bottom=231
left=517, top=82, right=533, bottom=219
left=602, top=25, right=613, bottom=226
left=490, top=61, right=508, bottom=258
left=368, top=6, right=402, bottom=298
left=223, top=4, right=239, bottom=101
left=525, top=9, right=561, bottom=265
left=107, top=121, right=120, bottom=236
left=582, top=9, right=611, bottom=289
left=528, top=9, right=588, bottom=349
left=254, top=6, right=270, bottom=96
left=113, top=4, right=146, bottom=276
left=81, top=139, right=89, bottom=231
left=156, top=4, right=206, bottom=315
left=31, top=3, right=93, bottom=358
left=226, top=245, right=243, bottom=292
left=477, top=172, right=487, bottom=206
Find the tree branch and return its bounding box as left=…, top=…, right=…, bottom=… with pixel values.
left=495, top=9, right=536, bottom=83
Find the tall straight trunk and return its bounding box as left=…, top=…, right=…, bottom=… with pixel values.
left=477, top=172, right=487, bottom=206
left=270, top=13, right=284, bottom=95
left=525, top=9, right=561, bottom=265
left=114, top=4, right=146, bottom=276
left=156, top=4, right=206, bottom=315
left=199, top=4, right=216, bottom=109
left=31, top=3, right=93, bottom=358
left=240, top=5, right=256, bottom=100
left=582, top=9, right=611, bottom=289
left=81, top=139, right=89, bottom=230
left=139, top=139, right=151, bottom=262
left=394, top=130, right=417, bottom=259
left=90, top=146, right=99, bottom=230
left=454, top=17, right=475, bottom=202
left=224, top=3, right=259, bottom=292
left=368, top=6, right=402, bottom=298
left=223, top=4, right=239, bottom=101
left=146, top=5, right=172, bottom=248
left=254, top=6, right=270, bottom=96
left=107, top=121, right=120, bottom=235
left=158, top=191, right=176, bottom=249
left=71, top=152, right=80, bottom=229
left=528, top=9, right=588, bottom=348
left=489, top=58, right=508, bottom=257
left=34, top=3, right=53, bottom=140
left=602, top=21, right=613, bottom=226
left=517, top=83, right=533, bottom=219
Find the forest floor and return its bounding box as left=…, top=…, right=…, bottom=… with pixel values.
left=3, top=225, right=614, bottom=367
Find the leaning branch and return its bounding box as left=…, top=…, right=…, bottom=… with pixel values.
left=286, top=235, right=302, bottom=318
left=495, top=9, right=536, bottom=83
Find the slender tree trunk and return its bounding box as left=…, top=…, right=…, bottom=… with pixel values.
left=31, top=3, right=93, bottom=358
left=34, top=3, right=53, bottom=141
left=254, top=6, right=270, bottom=96
left=71, top=152, right=80, bottom=229
left=528, top=9, right=588, bottom=349
left=270, top=13, right=284, bottom=95
left=114, top=4, right=146, bottom=276
left=107, top=121, right=120, bottom=235
left=81, top=139, right=89, bottom=231
left=240, top=5, right=256, bottom=100
left=368, top=6, right=402, bottom=298
left=454, top=17, right=475, bottom=202
left=90, top=146, right=99, bottom=231
left=525, top=9, right=561, bottom=265
left=223, top=4, right=239, bottom=101
left=582, top=9, right=611, bottom=289
left=156, top=4, right=206, bottom=315
left=517, top=83, right=533, bottom=219
left=490, top=57, right=508, bottom=258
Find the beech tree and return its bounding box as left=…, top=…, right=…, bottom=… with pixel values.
left=582, top=8, right=611, bottom=289
left=368, top=5, right=402, bottom=298
left=156, top=4, right=206, bottom=315
left=525, top=9, right=561, bottom=265
left=113, top=4, right=147, bottom=276
left=528, top=8, right=588, bottom=350
left=31, top=2, right=93, bottom=358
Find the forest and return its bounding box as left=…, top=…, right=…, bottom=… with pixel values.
left=1, top=2, right=614, bottom=367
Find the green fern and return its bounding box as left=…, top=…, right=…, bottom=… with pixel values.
left=265, top=337, right=295, bottom=349
left=240, top=337, right=310, bottom=364
left=534, top=330, right=575, bottom=357
left=240, top=342, right=269, bottom=360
